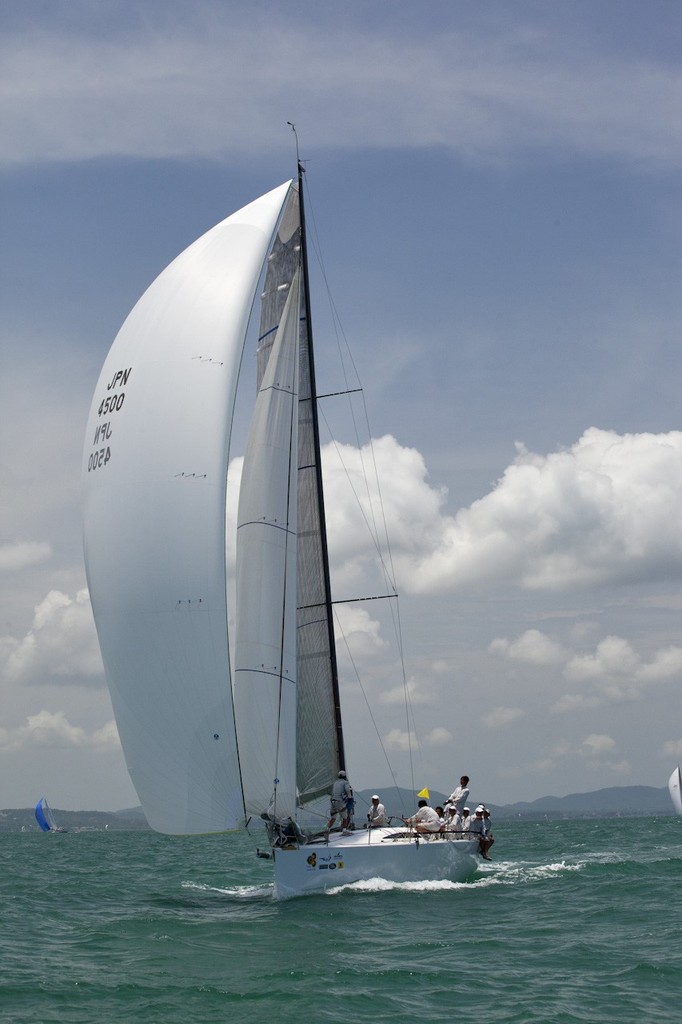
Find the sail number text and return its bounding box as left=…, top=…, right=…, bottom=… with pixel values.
left=87, top=366, right=132, bottom=472
left=98, top=392, right=125, bottom=416
left=88, top=446, right=111, bottom=471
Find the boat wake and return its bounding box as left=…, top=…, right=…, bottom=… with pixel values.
left=181, top=880, right=273, bottom=901
left=323, top=860, right=585, bottom=896
left=324, top=876, right=476, bottom=895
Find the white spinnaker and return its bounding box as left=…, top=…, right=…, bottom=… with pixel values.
left=234, top=272, right=301, bottom=821
left=669, top=765, right=682, bottom=815
left=82, top=182, right=292, bottom=835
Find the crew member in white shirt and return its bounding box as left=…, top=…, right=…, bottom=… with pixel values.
left=367, top=795, right=386, bottom=827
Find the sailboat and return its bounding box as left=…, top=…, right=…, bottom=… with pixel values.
left=82, top=166, right=480, bottom=897
left=668, top=765, right=682, bottom=815
left=35, top=797, right=67, bottom=833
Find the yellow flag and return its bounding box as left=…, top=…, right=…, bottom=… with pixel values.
left=417, top=787, right=430, bottom=799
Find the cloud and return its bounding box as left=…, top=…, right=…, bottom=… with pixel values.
left=581, top=733, right=616, bottom=755
left=490, top=625, right=682, bottom=713
left=322, top=435, right=442, bottom=595
left=0, top=589, right=103, bottom=686
left=381, top=677, right=433, bottom=706
left=509, top=734, right=629, bottom=780
left=233, top=429, right=682, bottom=603
left=561, top=637, right=682, bottom=707
left=663, top=740, right=682, bottom=757
left=382, top=725, right=451, bottom=753
left=383, top=728, right=416, bottom=753
left=2, top=10, right=681, bottom=170
left=334, top=604, right=387, bottom=661
left=400, top=429, right=682, bottom=594
left=0, top=710, right=120, bottom=752
left=0, top=541, right=52, bottom=572
left=424, top=727, right=452, bottom=747
left=490, top=630, right=566, bottom=665
left=482, top=706, right=526, bottom=729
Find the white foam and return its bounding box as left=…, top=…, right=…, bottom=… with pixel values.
left=181, top=880, right=273, bottom=899
left=324, top=876, right=474, bottom=895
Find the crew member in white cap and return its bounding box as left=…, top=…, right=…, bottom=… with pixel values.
left=469, top=805, right=492, bottom=859
left=367, top=794, right=386, bottom=827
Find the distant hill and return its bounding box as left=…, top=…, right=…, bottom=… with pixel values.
left=0, top=784, right=675, bottom=832
left=0, top=807, right=150, bottom=833
left=498, top=785, right=673, bottom=819
left=352, top=784, right=674, bottom=822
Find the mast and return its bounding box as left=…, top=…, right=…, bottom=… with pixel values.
left=297, top=162, right=346, bottom=771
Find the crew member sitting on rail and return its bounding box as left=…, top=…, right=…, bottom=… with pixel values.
left=403, top=799, right=441, bottom=834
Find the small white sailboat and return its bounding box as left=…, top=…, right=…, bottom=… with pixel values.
left=82, top=165, right=479, bottom=897
left=668, top=765, right=682, bottom=815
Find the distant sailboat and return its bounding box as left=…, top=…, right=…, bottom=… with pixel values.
left=668, top=765, right=682, bottom=815
left=82, top=166, right=481, bottom=897
left=35, top=797, right=67, bottom=833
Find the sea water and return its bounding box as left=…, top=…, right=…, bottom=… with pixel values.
left=2, top=817, right=681, bottom=1023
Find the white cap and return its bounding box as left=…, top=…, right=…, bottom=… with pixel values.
left=372, top=794, right=379, bottom=800
left=475, top=805, right=485, bottom=813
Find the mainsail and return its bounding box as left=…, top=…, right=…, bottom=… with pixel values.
left=246, top=181, right=344, bottom=810
left=234, top=271, right=301, bottom=819
left=233, top=179, right=345, bottom=818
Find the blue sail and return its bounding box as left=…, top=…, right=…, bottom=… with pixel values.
left=35, top=797, right=56, bottom=832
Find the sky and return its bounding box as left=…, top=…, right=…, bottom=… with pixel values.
left=1, top=0, right=682, bottom=813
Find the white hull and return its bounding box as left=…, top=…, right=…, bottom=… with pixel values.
left=272, top=827, right=480, bottom=899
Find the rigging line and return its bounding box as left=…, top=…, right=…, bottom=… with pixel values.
left=297, top=160, right=345, bottom=772
left=302, top=164, right=416, bottom=794
left=301, top=181, right=402, bottom=648
left=316, top=403, right=397, bottom=593
left=332, top=605, right=403, bottom=808
left=302, top=189, right=395, bottom=591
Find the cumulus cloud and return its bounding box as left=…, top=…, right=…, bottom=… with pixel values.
left=334, top=604, right=387, bottom=661
left=322, top=435, right=441, bottom=594
left=0, top=541, right=52, bottom=572
left=0, top=710, right=120, bottom=752
left=482, top=706, right=526, bottom=729
left=490, top=630, right=566, bottom=665
left=381, top=677, right=434, bottom=706
left=232, top=429, right=682, bottom=602
left=382, top=725, right=450, bottom=752
left=424, top=727, right=452, bottom=747
left=511, top=734, right=629, bottom=780
left=383, top=728, right=416, bottom=753
left=2, top=10, right=681, bottom=170
left=561, top=637, right=682, bottom=707
left=581, top=733, right=616, bottom=755
left=491, top=625, right=682, bottom=713
left=0, top=589, right=103, bottom=686
left=400, top=429, right=682, bottom=593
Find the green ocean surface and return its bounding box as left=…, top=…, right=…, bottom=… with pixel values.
left=3, top=818, right=681, bottom=1023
